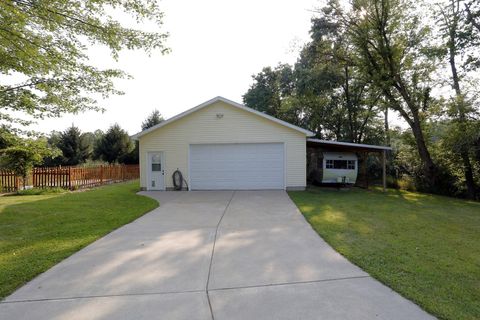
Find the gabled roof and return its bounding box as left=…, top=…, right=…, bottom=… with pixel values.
left=132, top=96, right=315, bottom=139
left=307, top=138, right=392, bottom=151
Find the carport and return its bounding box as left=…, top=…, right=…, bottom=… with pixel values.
left=307, top=139, right=392, bottom=191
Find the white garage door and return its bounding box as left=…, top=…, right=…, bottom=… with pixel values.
left=189, top=143, right=285, bottom=190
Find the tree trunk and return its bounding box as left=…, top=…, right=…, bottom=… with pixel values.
left=461, top=150, right=477, bottom=199
left=410, top=114, right=437, bottom=184
left=385, top=83, right=437, bottom=187
left=384, top=105, right=390, bottom=145
left=447, top=15, right=478, bottom=199
left=344, top=66, right=355, bottom=142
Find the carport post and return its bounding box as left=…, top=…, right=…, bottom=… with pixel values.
left=382, top=149, right=386, bottom=192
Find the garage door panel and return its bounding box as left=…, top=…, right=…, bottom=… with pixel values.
left=190, top=143, right=284, bottom=190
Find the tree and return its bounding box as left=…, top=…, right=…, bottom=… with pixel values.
left=243, top=4, right=384, bottom=144
left=43, top=130, right=62, bottom=166
left=56, top=126, right=91, bottom=165
left=345, top=0, right=440, bottom=191
left=294, top=3, right=383, bottom=143
left=94, top=124, right=132, bottom=163
left=436, top=0, right=479, bottom=198
left=464, top=0, right=480, bottom=32
left=0, top=126, right=19, bottom=149
left=243, top=64, right=298, bottom=124
left=141, top=109, right=164, bottom=130
left=0, top=138, right=59, bottom=188
left=80, top=130, right=103, bottom=160
left=0, top=0, right=169, bottom=131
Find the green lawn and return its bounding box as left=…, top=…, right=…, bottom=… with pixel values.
left=0, top=181, right=158, bottom=299
left=289, top=187, right=480, bottom=320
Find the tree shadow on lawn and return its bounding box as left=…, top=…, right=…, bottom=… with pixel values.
left=0, top=184, right=158, bottom=299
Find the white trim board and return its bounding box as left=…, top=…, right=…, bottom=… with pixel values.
left=307, top=139, right=392, bottom=151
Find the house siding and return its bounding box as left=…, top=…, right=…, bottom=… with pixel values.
left=139, top=100, right=307, bottom=190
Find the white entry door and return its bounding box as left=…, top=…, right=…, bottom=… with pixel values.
left=189, top=143, right=285, bottom=190
left=147, top=152, right=165, bottom=190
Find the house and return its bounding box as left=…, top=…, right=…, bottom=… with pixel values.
left=132, top=96, right=391, bottom=191
left=132, top=96, right=314, bottom=191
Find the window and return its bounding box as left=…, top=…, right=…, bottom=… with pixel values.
left=326, top=159, right=334, bottom=169
left=325, top=159, right=356, bottom=170
left=334, top=160, right=348, bottom=169
left=347, top=160, right=355, bottom=170
left=151, top=154, right=162, bottom=172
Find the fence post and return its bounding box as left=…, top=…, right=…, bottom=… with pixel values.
left=382, top=149, right=387, bottom=192
left=68, top=167, right=72, bottom=190
left=100, top=165, right=104, bottom=185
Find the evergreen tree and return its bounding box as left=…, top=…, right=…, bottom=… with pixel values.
left=94, top=124, right=132, bottom=164
left=141, top=110, right=164, bottom=131
left=57, top=126, right=91, bottom=165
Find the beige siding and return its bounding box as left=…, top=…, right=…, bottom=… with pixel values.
left=139, top=101, right=307, bottom=189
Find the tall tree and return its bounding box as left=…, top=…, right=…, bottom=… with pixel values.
left=295, top=3, right=382, bottom=143
left=346, top=0, right=440, bottom=190
left=141, top=109, right=164, bottom=130
left=243, top=64, right=299, bottom=124
left=436, top=0, right=479, bottom=198
left=80, top=130, right=103, bottom=159
left=0, top=0, right=168, bottom=131
left=94, top=124, right=132, bottom=163
left=244, top=3, right=384, bottom=144
left=57, top=126, right=91, bottom=165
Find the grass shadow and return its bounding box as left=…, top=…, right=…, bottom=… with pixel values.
left=0, top=181, right=158, bottom=299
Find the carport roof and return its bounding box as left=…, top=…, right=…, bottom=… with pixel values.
left=307, top=138, right=392, bottom=152
left=132, top=96, right=315, bottom=139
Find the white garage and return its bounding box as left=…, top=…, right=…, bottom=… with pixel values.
left=189, top=143, right=285, bottom=190
left=133, top=96, right=314, bottom=191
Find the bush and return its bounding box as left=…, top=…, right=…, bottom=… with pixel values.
left=413, top=165, right=460, bottom=197
left=396, top=175, right=417, bottom=192
left=386, top=176, right=400, bottom=189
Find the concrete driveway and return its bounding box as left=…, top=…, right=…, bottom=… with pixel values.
left=0, top=191, right=434, bottom=319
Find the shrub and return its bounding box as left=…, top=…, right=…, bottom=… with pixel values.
left=396, top=175, right=417, bottom=192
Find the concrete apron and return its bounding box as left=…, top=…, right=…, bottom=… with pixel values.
left=0, top=191, right=435, bottom=320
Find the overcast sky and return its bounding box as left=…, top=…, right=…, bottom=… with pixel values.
left=34, top=0, right=326, bottom=135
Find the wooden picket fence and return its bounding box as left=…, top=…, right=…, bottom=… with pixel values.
left=0, top=169, right=19, bottom=193
left=0, top=164, right=139, bottom=193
